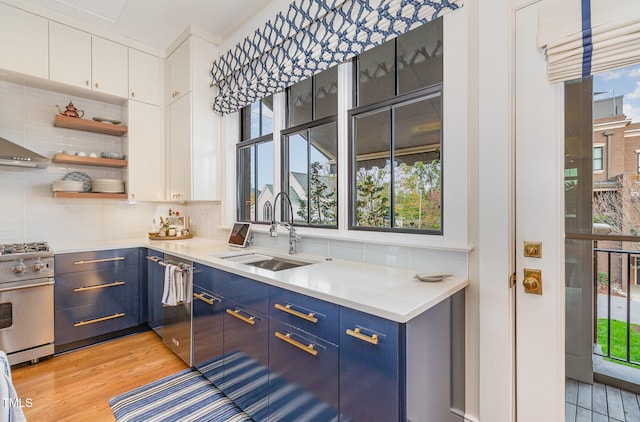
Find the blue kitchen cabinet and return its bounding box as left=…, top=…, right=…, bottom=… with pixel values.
left=54, top=248, right=141, bottom=352
left=339, top=306, right=403, bottom=422
left=192, top=265, right=224, bottom=376
left=340, top=291, right=466, bottom=422
left=269, top=286, right=339, bottom=345
left=146, top=249, right=164, bottom=333
left=269, top=318, right=339, bottom=420
left=221, top=300, right=270, bottom=421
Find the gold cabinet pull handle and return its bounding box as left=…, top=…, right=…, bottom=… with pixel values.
left=73, top=257, right=125, bottom=265
left=346, top=328, right=379, bottom=345
left=275, top=331, right=318, bottom=356
left=274, top=303, right=318, bottom=323
left=193, top=292, right=218, bottom=305
left=226, top=308, right=255, bottom=325
left=74, top=312, right=125, bottom=327
left=146, top=256, right=161, bottom=262
left=74, top=281, right=124, bottom=292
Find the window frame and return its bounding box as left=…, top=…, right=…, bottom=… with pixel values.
left=348, top=84, right=444, bottom=235
left=281, top=115, right=339, bottom=228
left=593, top=146, right=604, bottom=171
left=280, top=67, right=339, bottom=229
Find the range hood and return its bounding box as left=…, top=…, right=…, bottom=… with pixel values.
left=0, top=136, right=49, bottom=169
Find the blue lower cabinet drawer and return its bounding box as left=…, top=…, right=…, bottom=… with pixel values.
left=55, top=248, right=139, bottom=273
left=55, top=266, right=139, bottom=309
left=221, top=301, right=269, bottom=421
left=215, top=272, right=269, bottom=315
left=55, top=297, right=139, bottom=345
left=269, top=286, right=338, bottom=345
left=269, top=319, right=339, bottom=421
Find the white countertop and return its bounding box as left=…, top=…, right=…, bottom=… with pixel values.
left=52, top=237, right=468, bottom=323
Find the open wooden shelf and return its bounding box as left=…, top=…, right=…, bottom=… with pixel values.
left=54, top=114, right=128, bottom=137
left=53, top=192, right=127, bottom=199
left=53, top=153, right=127, bottom=168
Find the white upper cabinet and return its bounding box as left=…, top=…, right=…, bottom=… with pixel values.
left=0, top=3, right=48, bottom=79
left=123, top=100, right=165, bottom=202
left=128, top=49, right=162, bottom=106
left=91, top=36, right=128, bottom=98
left=50, top=22, right=127, bottom=98
left=166, top=39, right=191, bottom=104
left=167, top=93, right=193, bottom=201
left=49, top=22, right=92, bottom=90
left=165, top=35, right=220, bottom=201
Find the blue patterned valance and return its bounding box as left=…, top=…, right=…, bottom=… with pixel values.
left=210, top=0, right=463, bottom=114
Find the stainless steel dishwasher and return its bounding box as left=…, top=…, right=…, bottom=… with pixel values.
left=148, top=253, right=193, bottom=366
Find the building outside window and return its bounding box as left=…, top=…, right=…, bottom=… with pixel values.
left=593, top=146, right=603, bottom=171
left=237, top=96, right=274, bottom=222
left=350, top=19, right=443, bottom=234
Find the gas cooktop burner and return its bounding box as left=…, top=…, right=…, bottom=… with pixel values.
left=0, top=242, right=51, bottom=256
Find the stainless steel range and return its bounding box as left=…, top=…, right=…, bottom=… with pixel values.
left=0, top=242, right=54, bottom=365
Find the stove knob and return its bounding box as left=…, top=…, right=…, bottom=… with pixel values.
left=32, top=259, right=45, bottom=272
left=12, top=260, right=26, bottom=274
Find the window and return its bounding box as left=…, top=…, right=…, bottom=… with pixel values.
left=350, top=19, right=443, bottom=234
left=237, top=96, right=274, bottom=223
left=282, top=67, right=338, bottom=227
left=593, top=146, right=603, bottom=171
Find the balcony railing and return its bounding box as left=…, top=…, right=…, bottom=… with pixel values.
left=594, top=243, right=640, bottom=366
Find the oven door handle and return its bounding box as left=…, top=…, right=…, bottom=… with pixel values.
left=0, top=278, right=54, bottom=292
left=73, top=257, right=125, bottom=265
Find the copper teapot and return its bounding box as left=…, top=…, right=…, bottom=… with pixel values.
left=55, top=101, right=84, bottom=118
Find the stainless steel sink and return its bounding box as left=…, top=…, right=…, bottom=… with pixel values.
left=217, top=252, right=313, bottom=272
left=243, top=256, right=311, bottom=271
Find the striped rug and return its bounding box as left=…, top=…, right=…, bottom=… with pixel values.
left=109, top=368, right=253, bottom=422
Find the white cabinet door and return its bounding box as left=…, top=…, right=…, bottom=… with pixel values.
left=129, top=49, right=162, bottom=106
left=167, top=93, right=192, bottom=201
left=0, top=3, right=48, bottom=79
left=124, top=101, right=165, bottom=201
left=92, top=36, right=128, bottom=98
left=166, top=39, right=191, bottom=104
left=49, top=22, right=92, bottom=90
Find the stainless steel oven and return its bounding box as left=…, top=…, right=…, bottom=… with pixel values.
left=0, top=242, right=54, bottom=365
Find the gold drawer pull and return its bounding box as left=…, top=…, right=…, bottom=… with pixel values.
left=74, top=312, right=125, bottom=327
left=194, top=292, right=218, bottom=305
left=274, top=303, right=318, bottom=323
left=346, top=328, right=379, bottom=345
left=226, top=309, right=255, bottom=325
left=275, top=331, right=318, bottom=356
left=74, top=281, right=125, bottom=292
left=73, top=257, right=125, bottom=265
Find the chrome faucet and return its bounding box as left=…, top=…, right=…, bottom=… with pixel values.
left=270, top=191, right=301, bottom=254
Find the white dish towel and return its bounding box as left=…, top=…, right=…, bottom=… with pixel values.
left=162, top=264, right=193, bottom=306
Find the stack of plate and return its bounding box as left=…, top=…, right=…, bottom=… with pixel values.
left=91, top=178, right=124, bottom=193
left=52, top=180, right=84, bottom=192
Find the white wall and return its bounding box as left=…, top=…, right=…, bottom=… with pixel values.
left=0, top=79, right=222, bottom=245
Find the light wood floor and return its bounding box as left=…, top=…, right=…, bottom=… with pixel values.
left=11, top=331, right=188, bottom=422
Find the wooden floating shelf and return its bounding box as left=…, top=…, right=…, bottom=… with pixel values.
left=53, top=192, right=127, bottom=199
left=54, top=114, right=128, bottom=137
left=53, top=154, right=127, bottom=168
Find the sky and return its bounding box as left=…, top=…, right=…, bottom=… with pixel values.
left=594, top=64, right=640, bottom=123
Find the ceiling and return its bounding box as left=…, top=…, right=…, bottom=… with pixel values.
left=20, top=0, right=275, bottom=52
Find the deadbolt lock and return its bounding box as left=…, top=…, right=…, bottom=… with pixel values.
left=523, top=268, right=542, bottom=295
left=524, top=241, right=542, bottom=258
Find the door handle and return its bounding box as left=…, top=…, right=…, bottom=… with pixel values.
left=523, top=269, right=542, bottom=295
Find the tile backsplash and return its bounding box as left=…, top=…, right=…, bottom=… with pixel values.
left=0, top=79, right=222, bottom=245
